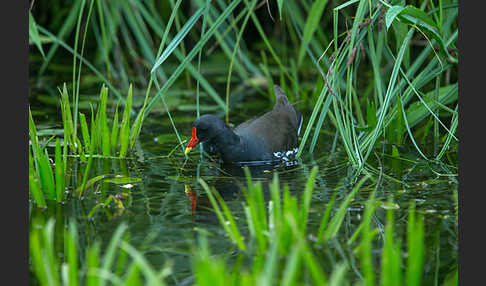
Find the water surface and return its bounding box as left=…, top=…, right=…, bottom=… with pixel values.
left=30, top=99, right=458, bottom=285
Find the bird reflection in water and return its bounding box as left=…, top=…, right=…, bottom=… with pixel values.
left=184, top=184, right=198, bottom=215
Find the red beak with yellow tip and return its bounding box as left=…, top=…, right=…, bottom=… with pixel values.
left=185, top=127, right=199, bottom=154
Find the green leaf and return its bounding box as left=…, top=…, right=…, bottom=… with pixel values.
left=65, top=222, right=79, bottom=286
left=297, top=0, right=330, bottom=66
left=75, top=174, right=108, bottom=193
left=111, top=101, right=120, bottom=152
left=79, top=112, right=91, bottom=152
left=29, top=12, right=46, bottom=58
left=119, top=84, right=133, bottom=158
left=321, top=175, right=370, bottom=242
left=366, top=100, right=377, bottom=130
left=386, top=5, right=453, bottom=61
left=151, top=5, right=206, bottom=73
left=401, top=5, right=438, bottom=29
left=103, top=176, right=141, bottom=185
left=386, top=5, right=406, bottom=30
left=98, top=86, right=111, bottom=156
left=405, top=84, right=457, bottom=129
left=54, top=138, right=65, bottom=202
left=145, top=0, right=241, bottom=116
left=277, top=0, right=284, bottom=20
left=38, top=149, right=56, bottom=200
left=29, top=147, right=46, bottom=207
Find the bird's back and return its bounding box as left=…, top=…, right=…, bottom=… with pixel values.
left=234, top=86, right=302, bottom=155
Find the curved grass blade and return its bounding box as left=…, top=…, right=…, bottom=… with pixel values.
left=277, top=0, right=283, bottom=20
left=73, top=0, right=96, bottom=141
left=131, top=0, right=226, bottom=111
left=151, top=5, right=206, bottom=73
left=320, top=174, right=370, bottom=243
left=29, top=11, right=46, bottom=58
left=65, top=221, right=79, bottom=286
left=199, top=178, right=246, bottom=251
left=120, top=241, right=166, bottom=286
left=309, top=93, right=333, bottom=153
left=362, top=28, right=415, bottom=164
left=29, top=146, right=46, bottom=207
left=38, top=0, right=82, bottom=77
left=54, top=139, right=65, bottom=202
left=225, top=0, right=258, bottom=123
left=296, top=84, right=328, bottom=158
left=406, top=203, right=425, bottom=286
left=297, top=0, right=329, bottom=67
left=72, top=0, right=87, bottom=138
left=196, top=0, right=210, bottom=119
left=119, top=85, right=133, bottom=158
left=36, top=25, right=125, bottom=103
left=144, top=0, right=241, bottom=116
left=98, top=224, right=128, bottom=286
left=436, top=104, right=458, bottom=160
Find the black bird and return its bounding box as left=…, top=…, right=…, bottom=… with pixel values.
left=185, top=85, right=303, bottom=164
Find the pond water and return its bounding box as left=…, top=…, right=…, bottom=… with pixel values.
left=29, top=95, right=458, bottom=285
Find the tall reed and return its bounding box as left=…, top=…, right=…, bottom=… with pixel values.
left=30, top=0, right=458, bottom=171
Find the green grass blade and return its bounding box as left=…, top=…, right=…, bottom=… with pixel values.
left=79, top=112, right=91, bottom=152
left=85, top=241, right=101, bottom=286
left=436, top=104, right=458, bottom=160
left=297, top=84, right=328, bottom=158
left=38, top=149, right=56, bottom=200
left=29, top=225, right=49, bottom=285
left=280, top=244, right=301, bottom=286
left=309, top=92, right=333, bottom=153
left=321, top=174, right=370, bottom=242
left=37, top=26, right=125, bottom=103
left=54, top=138, right=65, bottom=202
left=73, top=0, right=96, bottom=142
left=406, top=203, right=425, bottom=286
left=362, top=28, right=415, bottom=163
left=65, top=221, right=79, bottom=286
left=38, top=0, right=82, bottom=76
left=99, top=224, right=128, bottom=286
left=144, top=0, right=241, bottom=116
left=119, top=84, right=132, bottom=158
left=28, top=108, right=41, bottom=172
left=99, top=86, right=112, bottom=156
left=95, top=0, right=111, bottom=76
left=299, top=166, right=318, bottom=234
left=29, top=147, right=46, bottom=207
left=119, top=241, right=164, bottom=286
left=361, top=190, right=377, bottom=286
left=380, top=204, right=401, bottom=286
left=224, top=0, right=258, bottom=123
left=29, top=11, right=46, bottom=58
left=151, top=5, right=206, bottom=73
left=297, top=0, right=329, bottom=66
left=277, top=0, right=284, bottom=20
left=111, top=101, right=120, bottom=153
left=42, top=219, right=60, bottom=286
left=316, top=192, right=337, bottom=244
left=199, top=178, right=246, bottom=251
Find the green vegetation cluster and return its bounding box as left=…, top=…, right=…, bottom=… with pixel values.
left=28, top=0, right=458, bottom=285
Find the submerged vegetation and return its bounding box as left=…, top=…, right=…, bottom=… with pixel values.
left=29, top=0, right=458, bottom=285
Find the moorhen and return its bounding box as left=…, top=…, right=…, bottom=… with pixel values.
left=184, top=85, right=303, bottom=164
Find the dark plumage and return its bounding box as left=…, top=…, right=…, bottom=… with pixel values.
left=185, top=85, right=303, bottom=164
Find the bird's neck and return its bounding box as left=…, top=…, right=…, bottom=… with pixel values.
left=212, top=124, right=240, bottom=148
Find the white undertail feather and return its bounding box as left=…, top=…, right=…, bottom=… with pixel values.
left=273, top=147, right=299, bottom=162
